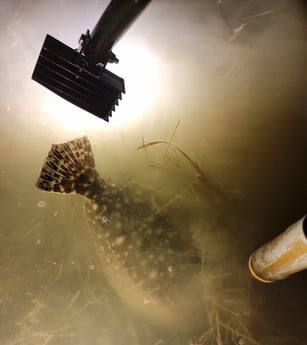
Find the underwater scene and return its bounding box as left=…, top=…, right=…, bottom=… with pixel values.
left=0, top=0, right=306, bottom=344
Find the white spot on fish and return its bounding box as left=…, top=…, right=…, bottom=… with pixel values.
left=143, top=297, right=150, bottom=304
left=99, top=216, right=110, bottom=224
left=149, top=270, right=158, bottom=280
left=168, top=265, right=173, bottom=273
left=114, top=236, right=126, bottom=246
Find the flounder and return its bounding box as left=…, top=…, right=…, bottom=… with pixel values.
left=36, top=136, right=201, bottom=327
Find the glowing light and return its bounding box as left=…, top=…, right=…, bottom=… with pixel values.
left=40, top=41, right=162, bottom=131
left=41, top=92, right=109, bottom=132
left=104, top=41, right=162, bottom=128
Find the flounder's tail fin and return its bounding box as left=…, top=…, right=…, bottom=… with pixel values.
left=36, top=136, right=95, bottom=194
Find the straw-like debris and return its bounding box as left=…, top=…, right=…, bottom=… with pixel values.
left=137, top=139, right=207, bottom=184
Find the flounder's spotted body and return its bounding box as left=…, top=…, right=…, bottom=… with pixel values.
left=36, top=136, right=200, bottom=323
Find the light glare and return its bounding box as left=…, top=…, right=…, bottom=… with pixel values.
left=41, top=41, right=162, bottom=131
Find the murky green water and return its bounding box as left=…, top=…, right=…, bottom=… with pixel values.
left=0, top=0, right=306, bottom=344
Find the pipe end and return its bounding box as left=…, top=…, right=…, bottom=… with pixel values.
left=248, top=254, right=275, bottom=284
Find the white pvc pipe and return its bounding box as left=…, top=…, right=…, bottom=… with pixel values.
left=249, top=215, right=307, bottom=283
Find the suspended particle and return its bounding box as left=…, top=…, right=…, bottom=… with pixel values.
left=37, top=200, right=46, bottom=208
left=143, top=296, right=150, bottom=304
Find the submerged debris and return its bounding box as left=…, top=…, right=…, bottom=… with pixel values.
left=137, top=139, right=207, bottom=183
left=190, top=299, right=260, bottom=345
left=36, top=200, right=46, bottom=208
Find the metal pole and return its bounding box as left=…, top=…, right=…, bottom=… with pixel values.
left=84, top=0, right=151, bottom=66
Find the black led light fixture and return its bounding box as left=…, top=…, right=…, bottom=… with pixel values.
left=32, top=0, right=151, bottom=121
